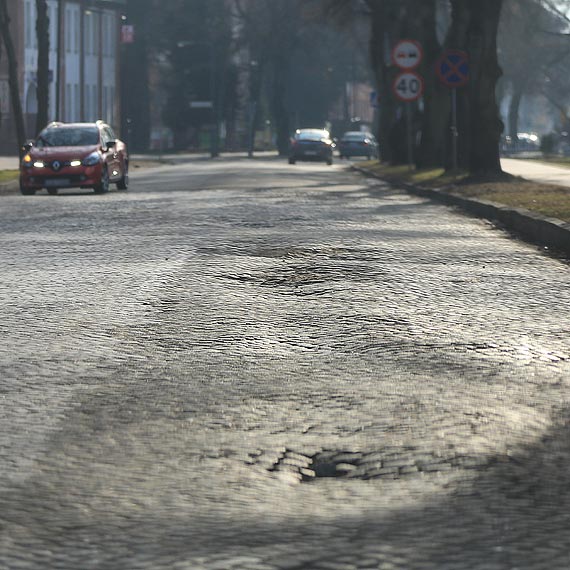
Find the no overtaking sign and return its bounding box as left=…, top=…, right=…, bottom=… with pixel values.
left=392, top=40, right=423, bottom=70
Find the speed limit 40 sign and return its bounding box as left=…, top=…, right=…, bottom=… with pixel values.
left=392, top=71, right=424, bottom=102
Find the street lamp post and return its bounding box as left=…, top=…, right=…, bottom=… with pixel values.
left=210, top=42, right=219, bottom=158
left=247, top=60, right=259, bottom=158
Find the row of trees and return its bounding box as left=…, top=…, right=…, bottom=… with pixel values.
left=320, top=0, right=504, bottom=177
left=129, top=0, right=369, bottom=155
left=321, top=0, right=570, bottom=178
left=123, top=0, right=570, bottom=175
left=500, top=0, right=570, bottom=139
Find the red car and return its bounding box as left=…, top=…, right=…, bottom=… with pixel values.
left=19, top=121, right=129, bottom=195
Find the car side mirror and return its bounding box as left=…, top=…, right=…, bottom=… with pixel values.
left=106, top=140, right=117, bottom=151
left=22, top=140, right=34, bottom=152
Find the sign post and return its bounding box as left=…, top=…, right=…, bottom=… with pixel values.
left=436, top=49, right=470, bottom=171
left=392, top=40, right=424, bottom=170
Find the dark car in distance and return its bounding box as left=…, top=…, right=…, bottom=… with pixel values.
left=338, top=131, right=379, bottom=160
left=289, top=129, right=334, bottom=165
left=19, top=121, right=129, bottom=195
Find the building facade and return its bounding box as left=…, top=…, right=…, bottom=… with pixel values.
left=0, top=0, right=125, bottom=153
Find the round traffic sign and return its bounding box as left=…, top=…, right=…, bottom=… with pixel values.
left=436, top=49, right=469, bottom=88
left=392, top=40, right=423, bottom=70
left=392, top=71, right=424, bottom=102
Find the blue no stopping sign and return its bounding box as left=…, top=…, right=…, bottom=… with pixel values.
left=436, top=50, right=469, bottom=88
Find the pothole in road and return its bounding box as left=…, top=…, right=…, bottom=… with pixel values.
left=266, top=448, right=503, bottom=482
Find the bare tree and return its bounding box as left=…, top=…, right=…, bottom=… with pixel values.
left=499, top=0, right=569, bottom=139
left=0, top=0, right=26, bottom=154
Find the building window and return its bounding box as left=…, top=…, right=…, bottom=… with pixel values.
left=25, top=0, right=30, bottom=48
left=65, top=84, right=71, bottom=120
left=74, top=84, right=80, bottom=120
left=84, top=13, right=91, bottom=55
left=31, top=1, right=37, bottom=49
left=49, top=3, right=57, bottom=52
left=65, top=3, right=81, bottom=54
left=25, top=0, right=34, bottom=49
left=107, top=87, right=115, bottom=125
left=74, top=9, right=80, bottom=54
left=102, top=12, right=116, bottom=57
left=65, top=7, right=72, bottom=53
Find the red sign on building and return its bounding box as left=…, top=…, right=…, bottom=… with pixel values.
left=121, top=25, right=135, bottom=44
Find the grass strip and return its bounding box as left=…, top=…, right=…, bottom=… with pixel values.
left=360, top=161, right=570, bottom=223
left=0, top=170, right=19, bottom=183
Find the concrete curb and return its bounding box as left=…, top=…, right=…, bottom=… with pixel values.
left=353, top=165, right=570, bottom=255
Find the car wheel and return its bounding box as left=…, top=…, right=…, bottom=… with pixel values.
left=19, top=181, right=35, bottom=196
left=326, top=157, right=333, bottom=166
left=94, top=166, right=110, bottom=194
left=46, top=188, right=58, bottom=196
left=116, top=161, right=129, bottom=190
left=288, top=158, right=296, bottom=165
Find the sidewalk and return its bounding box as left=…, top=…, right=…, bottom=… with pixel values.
left=0, top=156, right=18, bottom=170
left=501, top=157, right=570, bottom=187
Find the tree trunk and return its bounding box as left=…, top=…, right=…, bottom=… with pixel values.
left=412, top=0, right=448, bottom=169
left=448, top=0, right=504, bottom=177
left=35, top=0, right=50, bottom=135
left=368, top=4, right=387, bottom=161
left=0, top=0, right=26, bottom=155
left=122, top=0, right=151, bottom=152
left=467, top=0, right=504, bottom=176
left=369, top=0, right=407, bottom=165
left=507, top=85, right=523, bottom=140
left=270, top=57, right=290, bottom=156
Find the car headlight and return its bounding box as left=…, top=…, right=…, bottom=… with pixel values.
left=33, top=161, right=45, bottom=168
left=83, top=151, right=101, bottom=166
left=70, top=160, right=82, bottom=167
left=22, top=154, right=33, bottom=168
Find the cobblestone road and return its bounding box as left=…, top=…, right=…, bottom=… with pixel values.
left=1, top=158, right=570, bottom=569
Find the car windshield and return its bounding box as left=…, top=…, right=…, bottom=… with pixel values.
left=296, top=130, right=329, bottom=141
left=342, top=133, right=370, bottom=141
left=36, top=127, right=100, bottom=147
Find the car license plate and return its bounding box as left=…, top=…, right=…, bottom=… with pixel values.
left=304, top=151, right=317, bottom=155
left=45, top=179, right=70, bottom=187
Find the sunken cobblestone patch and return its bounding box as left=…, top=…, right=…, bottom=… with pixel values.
left=265, top=448, right=498, bottom=482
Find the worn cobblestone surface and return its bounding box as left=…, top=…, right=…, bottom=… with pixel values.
left=1, top=158, right=570, bottom=569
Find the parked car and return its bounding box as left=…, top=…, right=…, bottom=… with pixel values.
left=19, top=120, right=129, bottom=195
left=289, top=129, right=334, bottom=165
left=338, top=131, right=379, bottom=160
